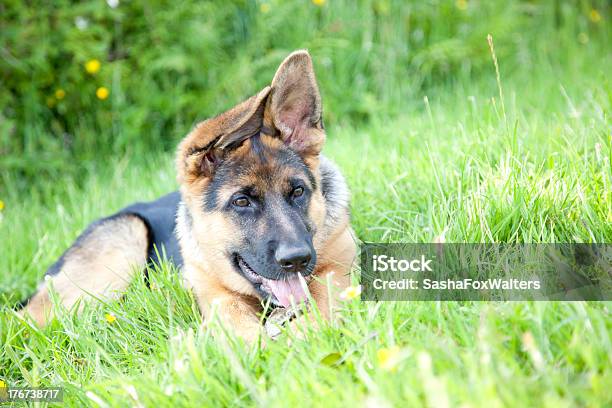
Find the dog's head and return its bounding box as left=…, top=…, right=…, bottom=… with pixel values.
left=176, top=51, right=327, bottom=307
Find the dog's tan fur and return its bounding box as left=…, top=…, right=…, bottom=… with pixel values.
left=21, top=215, right=148, bottom=325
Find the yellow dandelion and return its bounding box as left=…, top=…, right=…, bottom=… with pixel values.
left=260, top=3, right=270, bottom=13
left=85, top=59, right=101, bottom=74
left=0, top=200, right=4, bottom=211
left=55, top=89, right=66, bottom=100
left=0, top=379, right=5, bottom=388
left=312, top=0, right=326, bottom=6
left=456, top=0, right=468, bottom=11
left=339, top=285, right=362, bottom=300
left=104, top=313, right=117, bottom=324
left=589, top=9, right=601, bottom=23
left=376, top=346, right=401, bottom=372
left=96, top=87, right=110, bottom=100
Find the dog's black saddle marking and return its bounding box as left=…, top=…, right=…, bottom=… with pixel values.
left=120, top=191, right=183, bottom=269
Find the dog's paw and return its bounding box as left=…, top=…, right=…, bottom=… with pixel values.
left=264, top=306, right=298, bottom=340
left=264, top=304, right=320, bottom=341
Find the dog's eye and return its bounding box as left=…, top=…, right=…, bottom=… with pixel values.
left=292, top=186, right=304, bottom=198
left=232, top=197, right=250, bottom=207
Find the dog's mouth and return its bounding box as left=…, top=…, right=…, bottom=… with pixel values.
left=234, top=254, right=311, bottom=307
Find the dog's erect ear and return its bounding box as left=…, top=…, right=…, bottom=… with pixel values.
left=177, top=86, right=271, bottom=185
left=264, top=50, right=324, bottom=157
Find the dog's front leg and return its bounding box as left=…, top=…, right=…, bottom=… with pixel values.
left=191, top=284, right=264, bottom=344
left=311, top=226, right=357, bottom=319
left=308, top=267, right=351, bottom=321
left=213, top=295, right=264, bottom=344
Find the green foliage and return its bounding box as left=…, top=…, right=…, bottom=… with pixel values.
left=1, top=0, right=609, bottom=178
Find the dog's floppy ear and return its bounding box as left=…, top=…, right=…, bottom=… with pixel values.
left=264, top=50, right=324, bottom=157
left=177, top=86, right=271, bottom=185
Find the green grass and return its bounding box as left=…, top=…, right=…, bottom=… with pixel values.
left=1, top=3, right=611, bottom=406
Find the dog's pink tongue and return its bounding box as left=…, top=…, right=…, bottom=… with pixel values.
left=264, top=275, right=308, bottom=307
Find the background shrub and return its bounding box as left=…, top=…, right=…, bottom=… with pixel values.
left=0, top=0, right=608, bottom=180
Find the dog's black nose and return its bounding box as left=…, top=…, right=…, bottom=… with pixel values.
left=275, top=242, right=312, bottom=273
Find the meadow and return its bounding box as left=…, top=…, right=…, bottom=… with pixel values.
left=1, top=1, right=610, bottom=406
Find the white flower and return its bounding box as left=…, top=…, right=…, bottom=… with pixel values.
left=106, top=0, right=119, bottom=8
left=75, top=16, right=89, bottom=30
left=173, top=358, right=187, bottom=373
left=340, top=285, right=362, bottom=300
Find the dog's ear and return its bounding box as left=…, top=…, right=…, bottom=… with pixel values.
left=177, top=86, right=271, bottom=185
left=264, top=50, right=324, bottom=157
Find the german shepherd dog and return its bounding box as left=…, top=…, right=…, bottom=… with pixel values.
left=19, top=51, right=356, bottom=342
